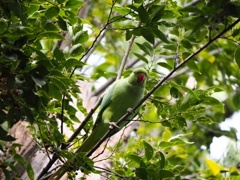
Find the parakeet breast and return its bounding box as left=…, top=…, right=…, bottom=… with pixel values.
left=102, top=79, right=144, bottom=125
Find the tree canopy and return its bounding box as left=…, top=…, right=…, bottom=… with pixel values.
left=0, top=0, right=240, bottom=179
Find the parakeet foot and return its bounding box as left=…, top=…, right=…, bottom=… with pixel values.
left=127, top=108, right=136, bottom=114
left=109, top=122, right=120, bottom=129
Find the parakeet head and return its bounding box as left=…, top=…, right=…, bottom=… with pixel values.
left=128, top=68, right=147, bottom=87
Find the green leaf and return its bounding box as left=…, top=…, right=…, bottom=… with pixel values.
left=134, top=0, right=143, bottom=4
left=159, top=169, right=175, bottom=178
left=3, top=169, right=10, bottom=180
left=14, top=154, right=25, bottom=167
left=57, top=16, right=67, bottom=31
left=157, top=62, right=173, bottom=70
left=140, top=28, right=155, bottom=44
left=196, top=116, right=214, bottom=124
left=24, top=107, right=35, bottom=124
left=27, top=4, right=39, bottom=16
left=65, top=0, right=85, bottom=8
left=26, top=159, right=34, bottom=180
left=136, top=42, right=152, bottom=56
left=45, top=6, right=59, bottom=19
left=0, top=126, right=16, bottom=141
left=152, top=28, right=169, bottom=43
left=51, top=78, right=67, bottom=92
left=65, top=10, right=78, bottom=25
left=170, top=87, right=182, bottom=99
left=132, top=52, right=148, bottom=64
left=178, top=85, right=198, bottom=99
left=70, top=44, right=84, bottom=57
left=159, top=150, right=166, bottom=169
left=207, top=86, right=224, bottom=94
left=53, top=46, right=65, bottom=62
left=104, top=72, right=118, bottom=78
left=44, top=22, right=59, bottom=32
left=162, top=10, right=179, bottom=19
left=178, top=6, right=205, bottom=15
left=159, top=138, right=192, bottom=148
left=113, top=6, right=130, bottom=15
left=143, top=141, right=154, bottom=161
left=186, top=60, right=201, bottom=74
left=31, top=74, right=46, bottom=86
left=49, top=83, right=62, bottom=101
left=232, top=29, right=240, bottom=37
left=136, top=168, right=148, bottom=179
left=73, top=18, right=83, bottom=34
left=151, top=5, right=165, bottom=22
left=57, top=0, right=66, bottom=3
left=72, top=31, right=89, bottom=45
left=0, top=21, right=7, bottom=34
left=201, top=97, right=224, bottom=112
left=181, top=39, right=193, bottom=49
left=170, top=28, right=179, bottom=36
left=139, top=159, right=147, bottom=168
left=138, top=4, right=149, bottom=23
left=234, top=46, right=240, bottom=69
left=125, top=30, right=132, bottom=41
left=127, top=153, right=142, bottom=164
left=147, top=169, right=157, bottom=179
left=163, top=44, right=177, bottom=51
left=65, top=58, right=85, bottom=70
left=38, top=32, right=65, bottom=40
left=173, top=165, right=185, bottom=173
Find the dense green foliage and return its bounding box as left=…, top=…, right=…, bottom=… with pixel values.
left=0, top=0, right=240, bottom=179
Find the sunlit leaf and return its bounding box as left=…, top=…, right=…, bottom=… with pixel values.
left=133, top=52, right=148, bottom=64
left=205, top=158, right=226, bottom=176
left=45, top=6, right=59, bottom=19
left=234, top=46, right=240, bottom=69
left=70, top=44, right=84, bottom=57
left=181, top=39, right=193, bottom=49
left=143, top=141, right=154, bottom=161
left=196, top=116, right=214, bottom=124
left=65, top=0, right=85, bottom=8
left=26, top=159, right=34, bottom=180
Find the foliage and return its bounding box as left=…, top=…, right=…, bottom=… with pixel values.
left=0, top=0, right=240, bottom=179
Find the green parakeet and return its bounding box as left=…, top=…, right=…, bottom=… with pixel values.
left=49, top=68, right=147, bottom=179
left=78, top=68, right=148, bottom=153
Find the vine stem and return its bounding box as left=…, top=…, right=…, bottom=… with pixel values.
left=85, top=18, right=240, bottom=157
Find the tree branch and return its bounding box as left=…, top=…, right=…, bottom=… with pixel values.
left=117, top=22, right=141, bottom=80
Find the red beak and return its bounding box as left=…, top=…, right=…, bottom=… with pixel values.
left=137, top=73, right=146, bottom=83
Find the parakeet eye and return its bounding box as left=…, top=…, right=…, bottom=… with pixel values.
left=137, top=73, right=146, bottom=83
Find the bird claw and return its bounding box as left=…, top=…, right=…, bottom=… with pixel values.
left=109, top=122, right=120, bottom=129
left=127, top=108, right=136, bottom=114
